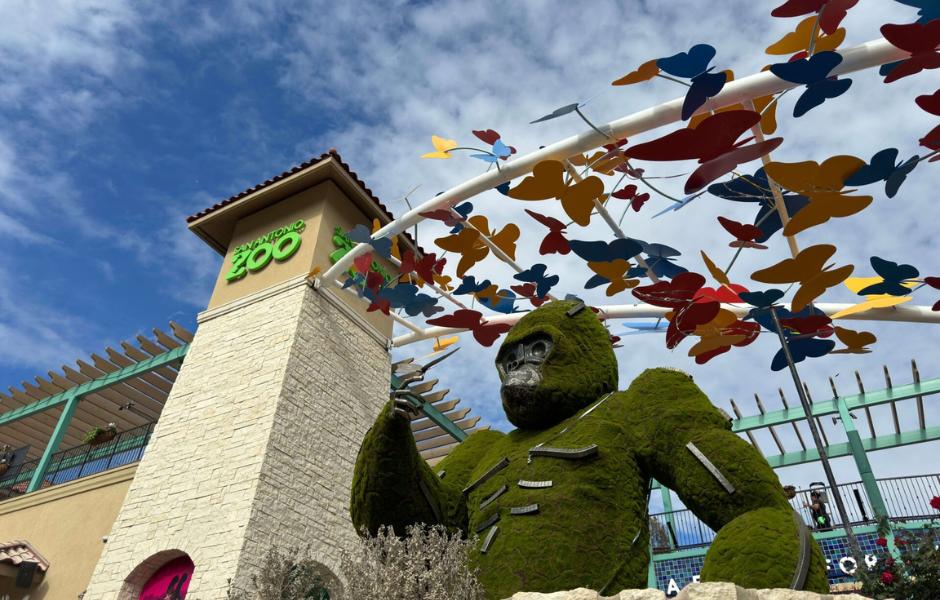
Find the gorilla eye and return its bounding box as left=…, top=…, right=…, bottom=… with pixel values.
left=530, top=340, right=548, bottom=359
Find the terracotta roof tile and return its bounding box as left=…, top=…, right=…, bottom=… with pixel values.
left=187, top=149, right=396, bottom=224
left=0, top=540, right=49, bottom=572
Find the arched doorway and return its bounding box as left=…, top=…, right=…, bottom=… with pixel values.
left=130, top=553, right=194, bottom=600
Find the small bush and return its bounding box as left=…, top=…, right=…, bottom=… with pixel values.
left=340, top=524, right=485, bottom=600
left=857, top=498, right=940, bottom=600
left=227, top=547, right=331, bottom=600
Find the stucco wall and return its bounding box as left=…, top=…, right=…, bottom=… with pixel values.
left=0, top=464, right=136, bottom=600
left=82, top=276, right=389, bottom=599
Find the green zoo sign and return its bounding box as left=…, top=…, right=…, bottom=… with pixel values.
left=226, top=219, right=306, bottom=282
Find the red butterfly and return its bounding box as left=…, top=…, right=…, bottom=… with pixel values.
left=473, top=129, right=517, bottom=155
left=881, top=21, right=940, bottom=83
left=510, top=283, right=548, bottom=307
left=771, top=0, right=857, bottom=34
left=916, top=90, right=940, bottom=115
left=925, top=277, right=940, bottom=311
left=354, top=252, right=374, bottom=276
left=694, top=283, right=749, bottom=304
left=611, top=184, right=651, bottom=212
left=633, top=272, right=706, bottom=307
left=718, top=216, right=768, bottom=249
left=426, top=309, right=512, bottom=347
left=624, top=110, right=783, bottom=194
left=525, top=209, right=571, bottom=255
left=779, top=314, right=835, bottom=337
left=365, top=271, right=385, bottom=294
left=400, top=249, right=446, bottom=285
left=367, top=297, right=391, bottom=315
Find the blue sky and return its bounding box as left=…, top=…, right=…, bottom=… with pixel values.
left=1, top=1, right=938, bottom=494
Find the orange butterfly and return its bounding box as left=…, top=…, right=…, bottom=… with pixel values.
left=586, top=260, right=640, bottom=296
left=434, top=215, right=519, bottom=277
left=766, top=16, right=845, bottom=55
left=751, top=244, right=854, bottom=312
left=764, top=156, right=871, bottom=235
left=507, top=160, right=605, bottom=226
left=830, top=326, right=876, bottom=354
left=612, top=59, right=660, bottom=85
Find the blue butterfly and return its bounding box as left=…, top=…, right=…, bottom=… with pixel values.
left=478, top=289, right=518, bottom=314
left=895, top=0, right=940, bottom=23
left=618, top=321, right=668, bottom=336
left=708, top=168, right=810, bottom=242
left=627, top=241, right=687, bottom=279
left=454, top=276, right=493, bottom=296
left=657, top=44, right=717, bottom=78
left=771, top=336, right=835, bottom=371
left=513, top=264, right=559, bottom=298
left=858, top=256, right=919, bottom=296
left=769, top=51, right=852, bottom=117
left=569, top=238, right=643, bottom=262
left=844, top=148, right=918, bottom=198
left=651, top=191, right=704, bottom=218
left=657, top=44, right=725, bottom=120
left=378, top=284, right=443, bottom=317
left=471, top=140, right=513, bottom=163
left=347, top=224, right=393, bottom=258
left=739, top=288, right=785, bottom=310
left=448, top=202, right=474, bottom=233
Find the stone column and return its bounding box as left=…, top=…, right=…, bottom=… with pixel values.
left=82, top=276, right=389, bottom=598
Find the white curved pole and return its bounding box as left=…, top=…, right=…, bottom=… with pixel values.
left=321, top=38, right=906, bottom=285
left=391, top=302, right=940, bottom=347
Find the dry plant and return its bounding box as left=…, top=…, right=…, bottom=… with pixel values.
left=340, top=524, right=486, bottom=600
left=227, top=546, right=331, bottom=600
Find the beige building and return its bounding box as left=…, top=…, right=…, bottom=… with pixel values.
left=0, top=151, right=477, bottom=599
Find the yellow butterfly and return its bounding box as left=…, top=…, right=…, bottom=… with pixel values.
left=828, top=277, right=915, bottom=319
left=433, top=336, right=459, bottom=352
left=421, top=135, right=458, bottom=159
left=507, top=160, right=605, bottom=226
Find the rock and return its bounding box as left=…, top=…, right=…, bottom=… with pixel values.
left=617, top=590, right=667, bottom=600
left=502, top=583, right=873, bottom=600
left=510, top=588, right=600, bottom=600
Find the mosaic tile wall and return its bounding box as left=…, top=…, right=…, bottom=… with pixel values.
left=652, top=531, right=891, bottom=595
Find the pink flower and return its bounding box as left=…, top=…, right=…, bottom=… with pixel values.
left=881, top=571, right=894, bottom=585
left=876, top=537, right=888, bottom=547
left=886, top=557, right=895, bottom=568
left=930, top=495, right=940, bottom=511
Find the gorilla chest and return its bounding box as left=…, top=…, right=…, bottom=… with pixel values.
left=461, top=417, right=647, bottom=561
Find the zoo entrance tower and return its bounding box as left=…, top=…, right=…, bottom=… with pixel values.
left=83, top=151, right=404, bottom=598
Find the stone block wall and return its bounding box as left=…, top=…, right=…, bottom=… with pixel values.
left=82, top=276, right=390, bottom=599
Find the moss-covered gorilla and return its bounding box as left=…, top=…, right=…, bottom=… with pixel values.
left=351, top=301, right=828, bottom=598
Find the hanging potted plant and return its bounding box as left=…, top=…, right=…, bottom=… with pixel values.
left=0, top=444, right=12, bottom=476
left=84, top=423, right=118, bottom=446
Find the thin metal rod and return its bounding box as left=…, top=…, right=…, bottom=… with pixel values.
left=320, top=37, right=907, bottom=284
left=778, top=388, right=807, bottom=451
left=769, top=306, right=862, bottom=559
left=744, top=99, right=799, bottom=258
left=563, top=161, right=660, bottom=283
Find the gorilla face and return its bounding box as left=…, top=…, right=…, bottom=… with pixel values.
left=495, top=301, right=618, bottom=430
left=496, top=334, right=553, bottom=388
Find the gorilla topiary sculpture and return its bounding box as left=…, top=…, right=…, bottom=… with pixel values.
left=351, top=300, right=828, bottom=598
